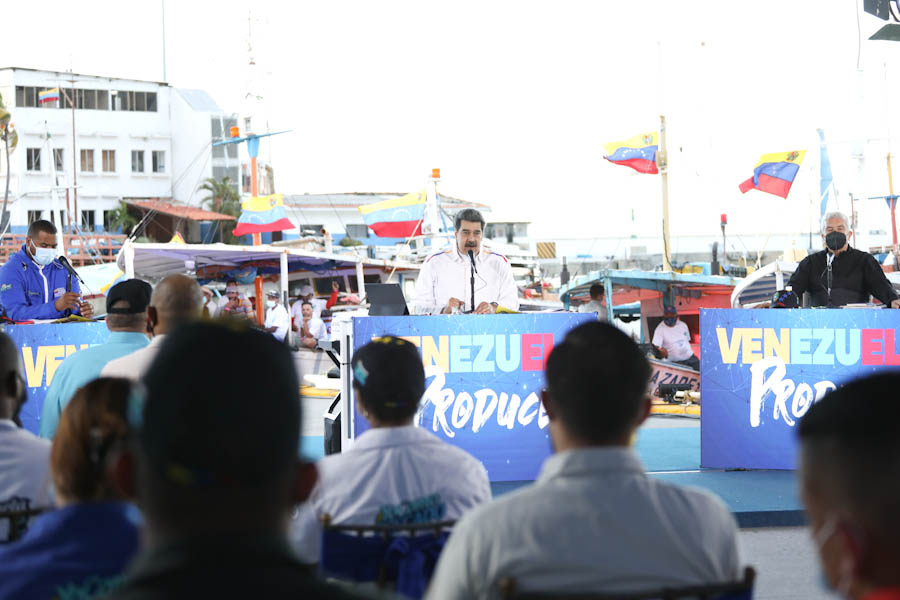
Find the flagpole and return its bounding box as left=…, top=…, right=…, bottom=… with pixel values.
left=888, top=152, right=898, bottom=246
left=659, top=115, right=672, bottom=272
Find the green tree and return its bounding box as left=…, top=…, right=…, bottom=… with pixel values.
left=107, top=201, right=139, bottom=236
left=199, top=177, right=242, bottom=244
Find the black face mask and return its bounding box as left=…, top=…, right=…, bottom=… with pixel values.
left=664, top=317, right=677, bottom=326
left=825, top=231, right=846, bottom=252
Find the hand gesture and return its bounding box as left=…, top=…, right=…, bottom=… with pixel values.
left=474, top=301, right=496, bottom=315
left=54, top=292, right=81, bottom=312
left=442, top=297, right=464, bottom=314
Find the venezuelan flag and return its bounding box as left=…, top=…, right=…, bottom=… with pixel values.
left=603, top=132, right=659, bottom=174
left=738, top=150, right=806, bottom=199
left=358, top=190, right=426, bottom=238
left=38, top=88, right=59, bottom=104
left=232, top=193, right=294, bottom=237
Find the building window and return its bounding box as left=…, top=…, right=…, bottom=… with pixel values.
left=53, top=149, right=64, bottom=172
left=131, top=150, right=144, bottom=173
left=27, top=210, right=42, bottom=223
left=81, top=210, right=96, bottom=230
left=49, top=210, right=66, bottom=228
left=113, top=91, right=158, bottom=112
left=346, top=224, right=369, bottom=239
left=80, top=149, right=94, bottom=172
left=26, top=148, right=41, bottom=171
left=102, top=150, right=116, bottom=172
left=152, top=151, right=165, bottom=173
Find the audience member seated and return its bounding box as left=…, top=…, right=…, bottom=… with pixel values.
left=798, top=373, right=900, bottom=600
left=101, top=274, right=203, bottom=381
left=0, top=378, right=139, bottom=599
left=105, top=321, right=367, bottom=599
left=291, top=336, right=491, bottom=563
left=293, top=300, right=327, bottom=349
left=426, top=321, right=741, bottom=599
left=0, top=332, right=52, bottom=541
left=40, top=279, right=152, bottom=439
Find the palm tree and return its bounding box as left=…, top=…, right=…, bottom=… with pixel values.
left=107, top=201, right=139, bottom=236
left=198, top=177, right=242, bottom=243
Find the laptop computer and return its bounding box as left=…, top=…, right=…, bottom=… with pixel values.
left=365, top=283, right=410, bottom=316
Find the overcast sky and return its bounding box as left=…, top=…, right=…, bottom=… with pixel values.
left=5, top=1, right=900, bottom=241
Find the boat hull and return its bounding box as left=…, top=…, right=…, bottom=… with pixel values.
left=647, top=357, right=700, bottom=397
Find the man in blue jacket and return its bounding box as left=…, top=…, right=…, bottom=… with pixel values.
left=0, top=220, right=93, bottom=321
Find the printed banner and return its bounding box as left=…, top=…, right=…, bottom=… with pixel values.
left=352, top=313, right=595, bottom=481
left=700, top=308, right=900, bottom=469
left=3, top=323, right=111, bottom=435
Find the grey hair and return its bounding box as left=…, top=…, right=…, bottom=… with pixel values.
left=821, top=211, right=851, bottom=235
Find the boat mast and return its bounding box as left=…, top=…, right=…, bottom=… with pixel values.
left=659, top=115, right=672, bottom=272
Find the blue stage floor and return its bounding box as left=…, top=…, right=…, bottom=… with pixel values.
left=300, top=418, right=805, bottom=528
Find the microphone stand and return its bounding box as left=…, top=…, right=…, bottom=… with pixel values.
left=826, top=251, right=834, bottom=307
left=468, top=250, right=477, bottom=313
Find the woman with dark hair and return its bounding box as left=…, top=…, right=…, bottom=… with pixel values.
left=0, top=377, right=140, bottom=599
left=290, top=336, right=491, bottom=563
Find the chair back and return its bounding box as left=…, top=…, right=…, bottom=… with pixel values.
left=0, top=506, right=47, bottom=543
left=499, top=566, right=756, bottom=600
left=319, top=514, right=455, bottom=599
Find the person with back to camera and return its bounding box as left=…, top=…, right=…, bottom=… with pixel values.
left=290, top=335, right=491, bottom=565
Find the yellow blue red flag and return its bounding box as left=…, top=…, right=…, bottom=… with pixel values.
left=358, top=190, right=426, bottom=238
left=603, top=132, right=658, bottom=174
left=738, top=151, right=806, bottom=199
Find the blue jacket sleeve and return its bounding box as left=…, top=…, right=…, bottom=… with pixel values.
left=0, top=262, right=69, bottom=320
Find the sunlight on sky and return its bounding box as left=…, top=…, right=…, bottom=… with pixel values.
left=5, top=1, right=900, bottom=241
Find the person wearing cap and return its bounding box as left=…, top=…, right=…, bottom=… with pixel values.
left=106, top=322, right=366, bottom=600
left=290, top=336, right=491, bottom=564
left=101, top=275, right=203, bottom=382
left=0, top=219, right=93, bottom=321
left=264, top=289, right=290, bottom=342
left=39, top=279, right=152, bottom=439
left=413, top=208, right=519, bottom=315
left=215, top=279, right=255, bottom=320
left=651, top=305, right=699, bottom=371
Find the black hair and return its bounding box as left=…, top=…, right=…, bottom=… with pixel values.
left=545, top=321, right=650, bottom=444
left=301, top=301, right=313, bottom=308
left=224, top=278, right=238, bottom=286
left=798, top=373, right=900, bottom=545
left=589, top=284, right=605, bottom=299
left=351, top=336, right=424, bottom=425
left=27, top=219, right=57, bottom=238
left=454, top=209, right=485, bottom=231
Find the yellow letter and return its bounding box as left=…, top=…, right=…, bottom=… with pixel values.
left=716, top=328, right=743, bottom=364
left=44, top=346, right=66, bottom=387
left=422, top=335, right=449, bottom=372
left=764, top=328, right=790, bottom=364
left=742, top=328, right=763, bottom=364
left=22, top=347, right=45, bottom=388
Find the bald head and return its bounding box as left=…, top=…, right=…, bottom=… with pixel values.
left=149, top=275, right=204, bottom=335
left=0, top=332, right=24, bottom=422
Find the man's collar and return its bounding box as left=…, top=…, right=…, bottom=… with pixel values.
left=536, top=446, right=644, bottom=484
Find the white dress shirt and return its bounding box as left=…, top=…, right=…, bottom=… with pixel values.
left=426, top=447, right=741, bottom=600
left=297, top=316, right=326, bottom=341
left=100, top=335, right=167, bottom=381
left=0, top=420, right=53, bottom=540
left=413, top=247, right=519, bottom=314
left=265, top=303, right=290, bottom=342
left=578, top=299, right=608, bottom=321
left=652, top=320, right=695, bottom=361
left=289, top=425, right=491, bottom=563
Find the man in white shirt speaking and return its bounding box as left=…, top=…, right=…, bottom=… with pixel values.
left=413, top=209, right=518, bottom=315
left=290, top=335, right=491, bottom=563
left=426, top=322, right=740, bottom=599
left=651, top=304, right=699, bottom=371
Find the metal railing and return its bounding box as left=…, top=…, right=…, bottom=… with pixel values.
left=0, top=233, right=127, bottom=266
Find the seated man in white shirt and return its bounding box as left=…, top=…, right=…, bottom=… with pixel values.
left=427, top=321, right=741, bottom=599
left=292, top=301, right=326, bottom=349
left=413, top=209, right=518, bottom=315
left=577, top=284, right=607, bottom=321
left=290, top=336, right=491, bottom=563
left=0, top=332, right=52, bottom=541
left=264, top=289, right=291, bottom=343
left=651, top=304, right=699, bottom=371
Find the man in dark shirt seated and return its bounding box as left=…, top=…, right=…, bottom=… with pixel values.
left=788, top=211, right=900, bottom=308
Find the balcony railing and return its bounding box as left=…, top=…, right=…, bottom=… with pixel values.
left=0, top=233, right=127, bottom=267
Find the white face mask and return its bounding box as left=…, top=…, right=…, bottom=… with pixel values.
left=813, top=515, right=854, bottom=597
left=30, top=242, right=56, bottom=266
left=266, top=300, right=276, bottom=308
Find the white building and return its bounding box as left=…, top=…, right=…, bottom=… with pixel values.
left=0, top=67, right=237, bottom=235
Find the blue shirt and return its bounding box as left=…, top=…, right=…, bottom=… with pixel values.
left=39, top=331, right=149, bottom=439
left=0, top=501, right=140, bottom=600
left=0, top=245, right=84, bottom=321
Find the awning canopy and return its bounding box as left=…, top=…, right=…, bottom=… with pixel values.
left=124, top=199, right=236, bottom=222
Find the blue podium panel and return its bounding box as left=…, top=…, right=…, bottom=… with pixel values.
left=700, top=308, right=900, bottom=470
left=351, top=313, right=596, bottom=482
left=3, top=323, right=111, bottom=435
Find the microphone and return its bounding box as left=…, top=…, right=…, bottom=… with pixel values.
left=826, top=252, right=834, bottom=306
left=467, top=250, right=477, bottom=313
left=58, top=255, right=85, bottom=285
